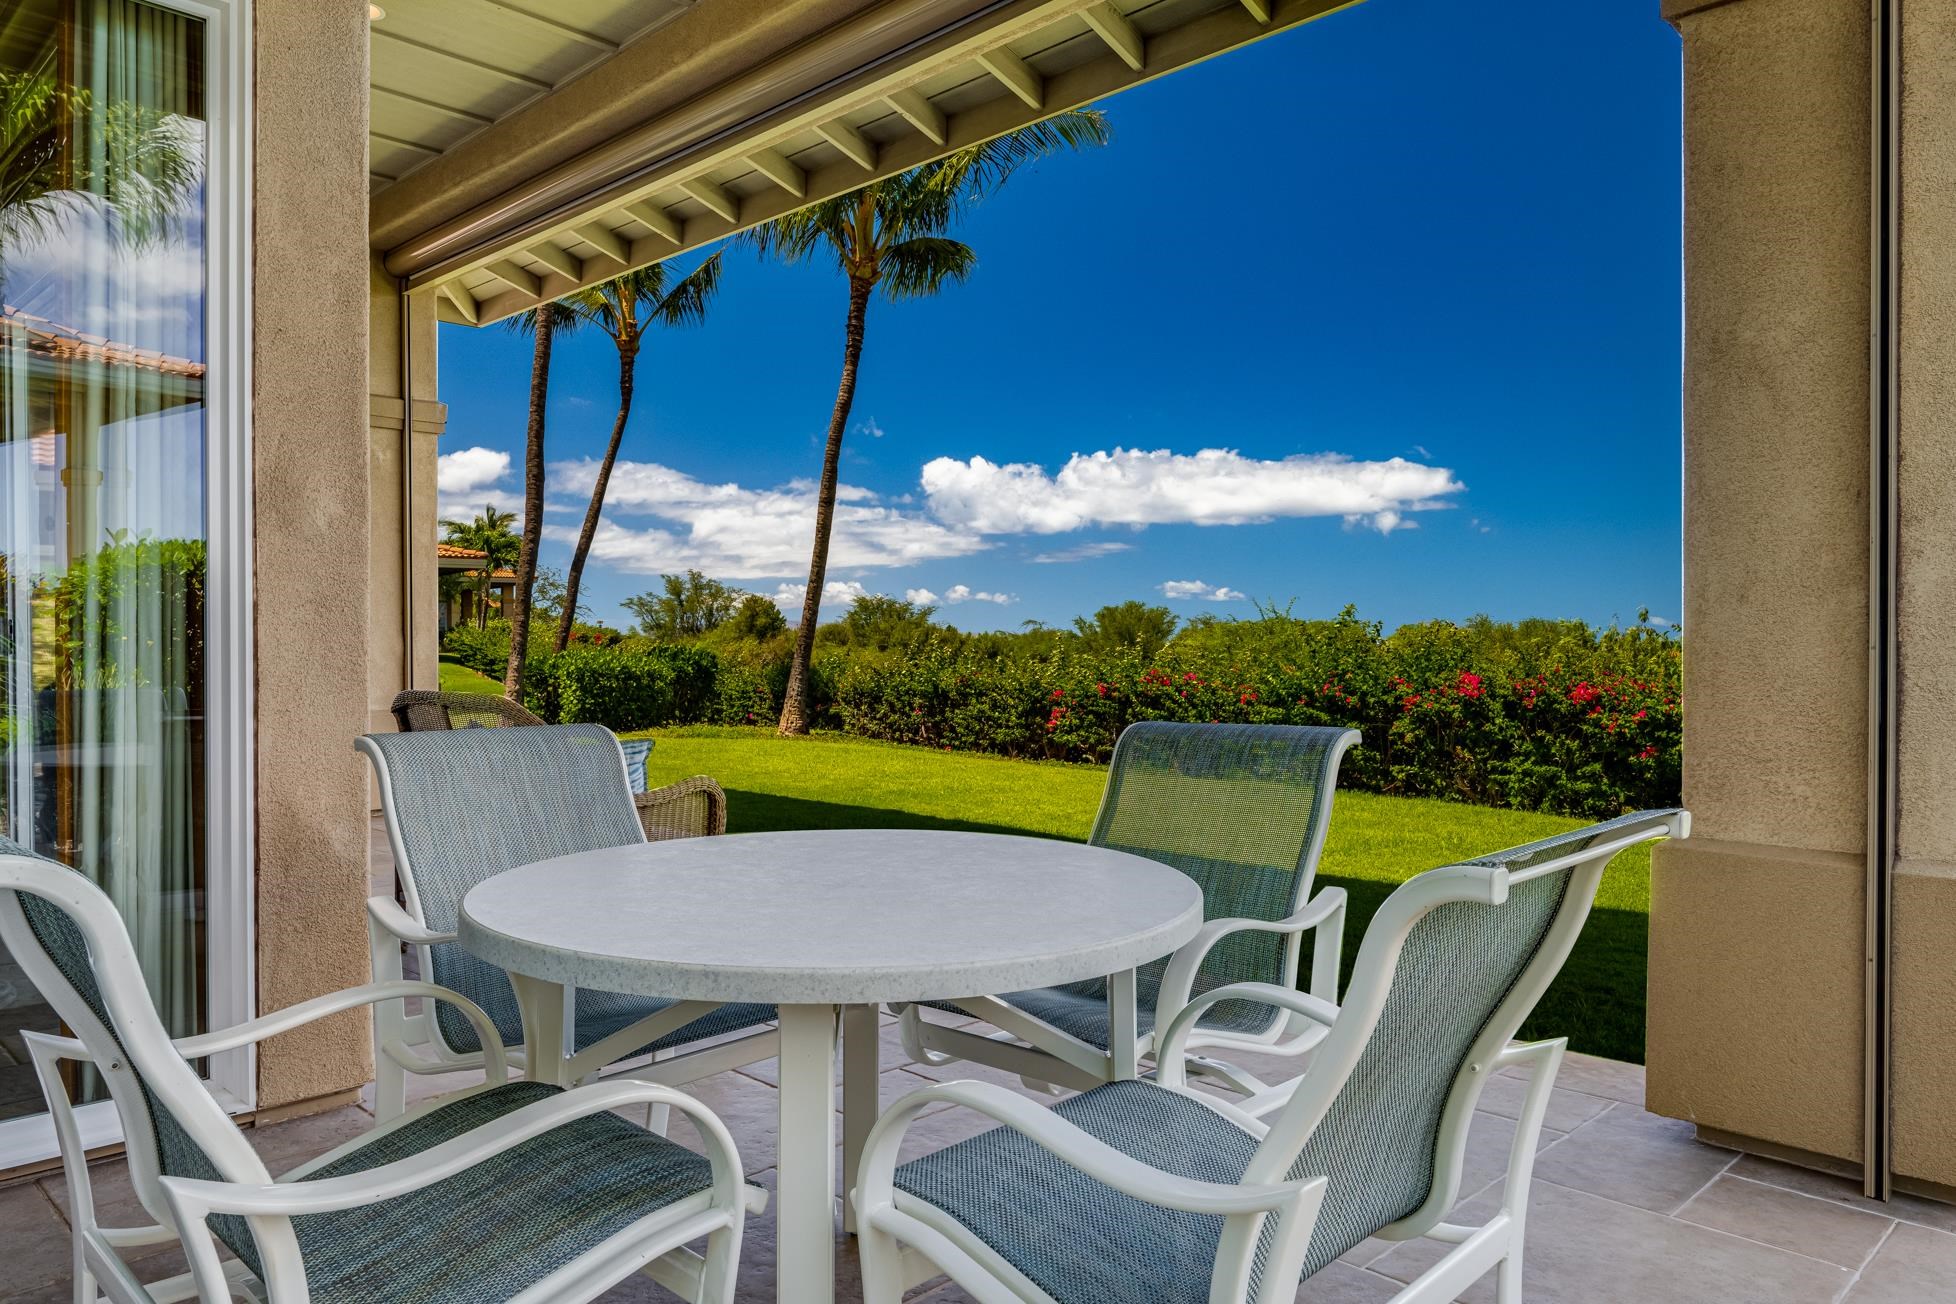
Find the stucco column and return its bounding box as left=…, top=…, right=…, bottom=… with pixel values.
left=252, top=1, right=374, bottom=1113
left=1893, top=1, right=1956, bottom=1198
left=1647, top=0, right=1871, bottom=1169
left=368, top=260, right=445, bottom=742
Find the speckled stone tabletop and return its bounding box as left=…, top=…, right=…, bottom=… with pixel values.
left=459, top=827, right=1203, bottom=1005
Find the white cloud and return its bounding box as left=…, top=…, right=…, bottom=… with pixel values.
left=856, top=417, right=886, bottom=438
left=772, top=580, right=869, bottom=613
left=1160, top=580, right=1247, bottom=602
left=1029, top=541, right=1133, bottom=564
left=437, top=446, right=523, bottom=520
left=921, top=447, right=1462, bottom=536
left=942, top=584, right=1013, bottom=605
left=904, top=588, right=938, bottom=605
left=555, top=457, right=987, bottom=579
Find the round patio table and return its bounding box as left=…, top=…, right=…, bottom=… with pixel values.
left=458, top=827, right=1203, bottom=1304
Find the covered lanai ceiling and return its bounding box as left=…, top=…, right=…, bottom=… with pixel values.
left=368, top=0, right=1354, bottom=327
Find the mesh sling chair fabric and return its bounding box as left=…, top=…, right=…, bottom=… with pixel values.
left=1, top=835, right=260, bottom=1261
left=389, top=690, right=729, bottom=841
left=890, top=810, right=1676, bottom=1304
left=929, top=722, right=1355, bottom=1049
left=1, top=839, right=735, bottom=1303
left=364, top=724, right=773, bottom=1061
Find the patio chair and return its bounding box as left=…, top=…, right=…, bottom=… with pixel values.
left=390, top=689, right=728, bottom=840
left=855, top=808, right=1688, bottom=1304
left=899, top=722, right=1359, bottom=1096
left=358, top=724, right=774, bottom=1122
left=0, top=834, right=757, bottom=1304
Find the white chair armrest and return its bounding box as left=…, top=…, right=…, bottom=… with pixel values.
left=160, top=1079, right=743, bottom=1217
left=855, top=1079, right=1312, bottom=1219
left=170, top=981, right=507, bottom=1084
left=1156, top=983, right=1340, bottom=1087
left=1154, top=886, right=1349, bottom=1028
left=367, top=895, right=455, bottom=946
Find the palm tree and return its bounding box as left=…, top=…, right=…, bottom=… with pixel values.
left=743, top=111, right=1109, bottom=734
left=440, top=507, right=519, bottom=629
left=2, top=63, right=201, bottom=263
left=501, top=302, right=579, bottom=696
left=552, top=254, right=724, bottom=652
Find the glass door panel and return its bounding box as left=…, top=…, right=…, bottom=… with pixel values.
left=1, top=0, right=210, bottom=1121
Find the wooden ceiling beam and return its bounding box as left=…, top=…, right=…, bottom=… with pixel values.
left=1082, top=3, right=1145, bottom=71
left=624, top=200, right=683, bottom=243
left=483, top=258, right=541, bottom=297
left=679, top=177, right=740, bottom=223
left=976, top=48, right=1043, bottom=110
left=814, top=119, right=877, bottom=170
left=883, top=88, right=948, bottom=146
left=745, top=147, right=807, bottom=198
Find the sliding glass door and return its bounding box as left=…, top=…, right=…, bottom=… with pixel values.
left=1, top=0, right=249, bottom=1155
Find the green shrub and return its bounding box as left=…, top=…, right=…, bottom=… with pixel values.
left=441, top=621, right=510, bottom=680
left=832, top=609, right=1681, bottom=819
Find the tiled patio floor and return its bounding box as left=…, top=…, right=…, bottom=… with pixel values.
left=0, top=820, right=1948, bottom=1300
left=3, top=1030, right=1953, bottom=1302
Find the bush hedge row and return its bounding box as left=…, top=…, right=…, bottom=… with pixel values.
left=442, top=610, right=1681, bottom=820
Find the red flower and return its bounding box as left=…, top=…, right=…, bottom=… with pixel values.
left=1570, top=682, right=1599, bottom=705
left=1182, top=672, right=1200, bottom=682
left=1095, top=682, right=1109, bottom=697
left=1457, top=671, right=1483, bottom=698
left=1051, top=688, right=1065, bottom=700
left=1239, top=692, right=1257, bottom=704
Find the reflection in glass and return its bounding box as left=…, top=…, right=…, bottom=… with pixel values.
left=1, top=0, right=209, bottom=1120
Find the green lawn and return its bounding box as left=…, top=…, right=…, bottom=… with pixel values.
left=438, top=655, right=503, bottom=695
left=634, top=726, right=1655, bottom=1063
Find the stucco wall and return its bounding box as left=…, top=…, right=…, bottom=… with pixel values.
left=1648, top=0, right=1870, bottom=1164
left=252, top=0, right=374, bottom=1111
left=368, top=263, right=444, bottom=743
left=1893, top=0, right=1956, bottom=1191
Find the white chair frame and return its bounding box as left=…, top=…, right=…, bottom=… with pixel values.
left=898, top=730, right=1358, bottom=1098
left=359, top=734, right=780, bottom=1122
left=855, top=812, right=1688, bottom=1304
left=1, top=851, right=756, bottom=1304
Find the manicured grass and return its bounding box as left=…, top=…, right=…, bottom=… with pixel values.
left=635, top=726, right=1656, bottom=1063
left=438, top=655, right=503, bottom=695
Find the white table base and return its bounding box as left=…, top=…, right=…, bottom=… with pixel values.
left=512, top=981, right=889, bottom=1304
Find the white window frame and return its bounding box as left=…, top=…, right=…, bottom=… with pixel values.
left=0, top=0, right=254, bottom=1170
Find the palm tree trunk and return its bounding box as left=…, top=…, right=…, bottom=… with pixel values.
left=779, top=275, right=873, bottom=735
left=556, top=342, right=637, bottom=652
left=505, top=311, right=554, bottom=699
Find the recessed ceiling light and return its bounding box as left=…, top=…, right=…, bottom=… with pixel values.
left=369, top=4, right=386, bottom=19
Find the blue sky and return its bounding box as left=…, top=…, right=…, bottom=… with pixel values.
left=436, top=0, right=1683, bottom=634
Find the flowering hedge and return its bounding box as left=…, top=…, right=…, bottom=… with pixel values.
left=444, top=610, right=1681, bottom=820
left=831, top=614, right=1680, bottom=819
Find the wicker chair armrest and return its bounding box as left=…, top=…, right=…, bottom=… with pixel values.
left=634, top=775, right=728, bottom=841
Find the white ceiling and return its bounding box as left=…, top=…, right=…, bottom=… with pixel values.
left=368, top=0, right=697, bottom=191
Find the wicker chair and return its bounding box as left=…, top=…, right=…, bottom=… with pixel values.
left=856, top=810, right=1690, bottom=1304
left=0, top=834, right=755, bottom=1304
left=388, top=689, right=727, bottom=840
left=358, top=724, right=776, bottom=1123
left=900, top=721, right=1358, bottom=1097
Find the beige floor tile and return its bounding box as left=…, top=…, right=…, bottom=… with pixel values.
left=1728, top=1154, right=1956, bottom=1235
left=0, top=1183, right=78, bottom=1298
left=1844, top=1223, right=1956, bottom=1302
left=1295, top=1260, right=1408, bottom=1301
left=1530, top=1101, right=1735, bottom=1213
left=1370, top=1180, right=1850, bottom=1304
left=1473, top=1072, right=1613, bottom=1134
left=1676, top=1174, right=1894, bottom=1268
left=1502, top=1050, right=1645, bottom=1106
